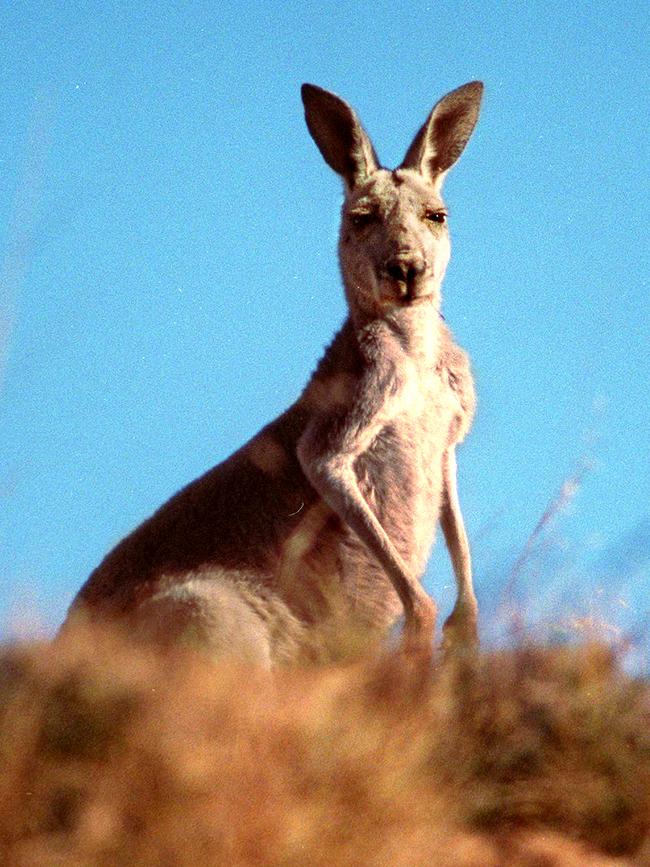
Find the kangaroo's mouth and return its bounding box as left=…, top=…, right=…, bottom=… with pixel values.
left=378, top=278, right=435, bottom=307
left=401, top=293, right=434, bottom=305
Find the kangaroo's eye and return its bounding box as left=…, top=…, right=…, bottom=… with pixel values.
left=424, top=210, right=447, bottom=225
left=350, top=212, right=374, bottom=228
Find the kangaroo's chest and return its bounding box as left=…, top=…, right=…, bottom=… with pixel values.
left=354, top=366, right=456, bottom=561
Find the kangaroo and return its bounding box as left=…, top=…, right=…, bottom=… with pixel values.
left=65, top=81, right=483, bottom=666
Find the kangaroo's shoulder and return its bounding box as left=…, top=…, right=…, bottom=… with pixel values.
left=298, top=318, right=365, bottom=412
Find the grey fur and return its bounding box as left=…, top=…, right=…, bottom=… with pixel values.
left=66, top=82, right=483, bottom=665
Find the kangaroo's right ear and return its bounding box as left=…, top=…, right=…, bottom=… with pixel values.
left=301, top=84, right=379, bottom=191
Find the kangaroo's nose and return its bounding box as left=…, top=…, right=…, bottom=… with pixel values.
left=384, top=255, right=426, bottom=290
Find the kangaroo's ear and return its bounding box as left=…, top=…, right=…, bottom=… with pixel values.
left=301, top=84, right=379, bottom=191
left=400, top=81, right=483, bottom=185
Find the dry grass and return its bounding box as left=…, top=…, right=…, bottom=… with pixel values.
left=0, top=623, right=648, bottom=865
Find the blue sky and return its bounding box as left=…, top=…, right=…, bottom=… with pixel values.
left=1, top=2, right=648, bottom=641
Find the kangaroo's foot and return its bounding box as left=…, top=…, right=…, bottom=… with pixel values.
left=400, top=596, right=437, bottom=665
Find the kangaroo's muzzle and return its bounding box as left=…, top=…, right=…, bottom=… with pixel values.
left=381, top=255, right=429, bottom=302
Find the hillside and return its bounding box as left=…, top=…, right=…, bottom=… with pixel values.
left=1, top=624, right=648, bottom=865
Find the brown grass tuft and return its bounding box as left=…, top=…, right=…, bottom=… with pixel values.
left=0, top=623, right=648, bottom=865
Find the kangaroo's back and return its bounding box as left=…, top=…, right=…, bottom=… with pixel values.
left=67, top=81, right=483, bottom=665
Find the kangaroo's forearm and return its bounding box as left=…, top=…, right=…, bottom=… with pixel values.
left=297, top=439, right=434, bottom=629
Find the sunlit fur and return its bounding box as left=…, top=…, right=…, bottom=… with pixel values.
left=65, top=81, right=483, bottom=665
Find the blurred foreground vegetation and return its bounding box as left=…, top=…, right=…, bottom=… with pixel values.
left=1, top=624, right=649, bottom=865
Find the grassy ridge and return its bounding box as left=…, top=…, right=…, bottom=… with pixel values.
left=0, top=625, right=648, bottom=865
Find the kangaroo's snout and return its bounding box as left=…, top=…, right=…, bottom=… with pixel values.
left=382, top=254, right=428, bottom=301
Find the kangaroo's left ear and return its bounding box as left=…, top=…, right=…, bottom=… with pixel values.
left=400, top=81, right=483, bottom=185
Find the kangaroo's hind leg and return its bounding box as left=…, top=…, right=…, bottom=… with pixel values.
left=135, top=576, right=276, bottom=667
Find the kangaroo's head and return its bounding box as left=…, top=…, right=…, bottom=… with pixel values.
left=302, top=82, right=482, bottom=320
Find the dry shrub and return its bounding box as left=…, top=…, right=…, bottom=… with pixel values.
left=0, top=623, right=647, bottom=865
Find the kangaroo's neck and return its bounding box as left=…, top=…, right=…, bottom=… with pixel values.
left=351, top=299, right=442, bottom=367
